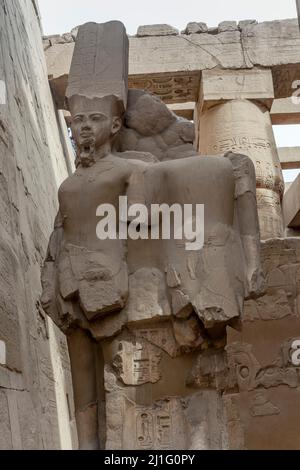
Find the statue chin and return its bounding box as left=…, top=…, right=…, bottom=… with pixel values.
left=78, top=146, right=96, bottom=167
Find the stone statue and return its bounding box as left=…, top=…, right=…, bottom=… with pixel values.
left=41, top=21, right=265, bottom=450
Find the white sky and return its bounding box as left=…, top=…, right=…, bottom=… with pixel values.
left=38, top=0, right=300, bottom=182
left=38, top=0, right=297, bottom=36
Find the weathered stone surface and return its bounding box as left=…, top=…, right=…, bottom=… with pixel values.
left=130, top=324, right=180, bottom=358
left=117, top=89, right=197, bottom=161
left=124, top=268, right=171, bottom=323
left=241, top=20, right=300, bottom=68
left=207, top=27, right=219, bottom=35
left=199, top=68, right=274, bottom=111
left=70, top=236, right=300, bottom=449
left=0, top=0, right=76, bottom=450
left=186, top=349, right=228, bottom=390
left=226, top=341, right=299, bottom=391
left=223, top=239, right=300, bottom=449
left=250, top=392, right=280, bottom=417
left=45, top=19, right=300, bottom=107
left=182, top=22, right=208, bottom=35
left=47, top=33, right=74, bottom=45
left=67, top=244, right=128, bottom=321
left=173, top=317, right=204, bottom=350
left=70, top=26, right=79, bottom=41
left=136, top=24, right=179, bottom=37
left=89, top=310, right=127, bottom=341
left=125, top=89, right=176, bottom=136
left=218, top=21, right=238, bottom=33
left=104, top=378, right=227, bottom=450
left=167, top=102, right=194, bottom=120
left=42, top=20, right=272, bottom=452
left=66, top=21, right=129, bottom=112
left=222, top=394, right=245, bottom=450
left=278, top=147, right=300, bottom=169
left=171, top=289, right=193, bottom=318
left=4, top=0, right=300, bottom=453
left=244, top=238, right=300, bottom=319
left=198, top=99, right=284, bottom=239
left=271, top=98, right=300, bottom=125
left=283, top=174, right=300, bottom=228
left=238, top=19, right=258, bottom=29
left=112, top=337, right=162, bottom=385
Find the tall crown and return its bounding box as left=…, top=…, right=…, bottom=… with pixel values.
left=66, top=21, right=129, bottom=115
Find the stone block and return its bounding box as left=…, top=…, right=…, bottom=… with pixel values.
left=283, top=173, right=300, bottom=227
left=238, top=19, right=258, bottom=29
left=242, top=20, right=300, bottom=69
left=45, top=19, right=300, bottom=107
left=136, top=24, right=179, bottom=37
left=271, top=98, right=300, bottom=125
left=218, top=21, right=238, bottom=32
left=199, top=68, right=275, bottom=111
left=66, top=21, right=129, bottom=110
left=182, top=22, right=208, bottom=34
left=278, top=147, right=300, bottom=170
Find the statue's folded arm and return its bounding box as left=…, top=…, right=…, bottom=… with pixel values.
left=224, top=152, right=266, bottom=299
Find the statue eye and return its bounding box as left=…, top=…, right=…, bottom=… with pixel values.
left=73, top=116, right=83, bottom=123
left=91, top=115, right=102, bottom=121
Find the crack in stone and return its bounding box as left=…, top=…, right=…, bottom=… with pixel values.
left=179, top=36, right=224, bottom=67
left=240, top=32, right=255, bottom=68
left=0, top=385, right=28, bottom=393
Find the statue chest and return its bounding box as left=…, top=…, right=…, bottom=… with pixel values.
left=58, top=161, right=131, bottom=217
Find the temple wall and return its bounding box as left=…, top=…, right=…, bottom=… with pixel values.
left=0, top=0, right=76, bottom=449
left=96, top=239, right=300, bottom=450
left=225, top=238, right=300, bottom=450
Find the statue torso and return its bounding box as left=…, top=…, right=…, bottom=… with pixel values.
left=58, top=154, right=132, bottom=251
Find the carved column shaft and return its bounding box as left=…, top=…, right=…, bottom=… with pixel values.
left=196, top=69, right=284, bottom=239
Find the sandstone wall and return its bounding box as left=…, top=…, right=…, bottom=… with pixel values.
left=0, top=0, right=76, bottom=449
left=225, top=238, right=300, bottom=449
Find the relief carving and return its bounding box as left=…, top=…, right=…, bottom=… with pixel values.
left=226, top=341, right=300, bottom=392
left=112, top=338, right=162, bottom=386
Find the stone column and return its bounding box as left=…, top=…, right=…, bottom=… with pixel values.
left=197, top=69, right=284, bottom=239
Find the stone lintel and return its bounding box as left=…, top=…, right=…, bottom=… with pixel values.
left=283, top=174, right=300, bottom=227
left=165, top=98, right=300, bottom=124
left=167, top=102, right=195, bottom=120
left=272, top=63, right=300, bottom=101
left=136, top=24, right=179, bottom=37
left=129, top=71, right=200, bottom=104
left=271, top=97, right=300, bottom=125
left=278, top=147, right=300, bottom=170
left=45, top=19, right=300, bottom=109
left=198, top=69, right=275, bottom=112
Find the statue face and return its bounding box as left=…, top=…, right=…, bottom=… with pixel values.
left=71, top=111, right=121, bottom=151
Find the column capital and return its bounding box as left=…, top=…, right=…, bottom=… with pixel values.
left=199, top=68, right=275, bottom=111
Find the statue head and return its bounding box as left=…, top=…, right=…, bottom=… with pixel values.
left=65, top=21, right=128, bottom=166
left=69, top=95, right=123, bottom=166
